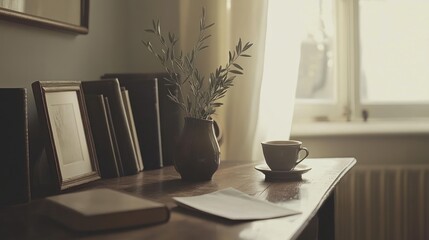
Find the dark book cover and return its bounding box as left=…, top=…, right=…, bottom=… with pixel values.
left=102, top=74, right=162, bottom=169
left=102, top=73, right=183, bottom=168
left=0, top=88, right=30, bottom=205
left=103, top=97, right=124, bottom=176
left=85, top=94, right=121, bottom=178
left=121, top=88, right=144, bottom=171
left=43, top=188, right=170, bottom=232
left=82, top=79, right=139, bottom=175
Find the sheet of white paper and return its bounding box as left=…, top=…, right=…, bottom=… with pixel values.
left=173, top=188, right=300, bottom=220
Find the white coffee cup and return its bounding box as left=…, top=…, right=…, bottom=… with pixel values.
left=261, top=140, right=309, bottom=171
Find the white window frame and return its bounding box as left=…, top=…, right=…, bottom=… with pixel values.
left=293, top=0, right=353, bottom=122
left=294, top=0, right=429, bottom=123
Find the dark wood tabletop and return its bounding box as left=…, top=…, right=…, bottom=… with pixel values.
left=0, top=157, right=356, bottom=240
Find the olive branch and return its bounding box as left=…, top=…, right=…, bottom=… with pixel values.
left=142, top=8, right=253, bottom=119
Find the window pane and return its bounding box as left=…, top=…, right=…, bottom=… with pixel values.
left=295, top=0, right=336, bottom=102
left=360, top=0, right=429, bottom=103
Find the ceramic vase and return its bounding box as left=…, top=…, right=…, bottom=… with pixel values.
left=174, top=117, right=220, bottom=181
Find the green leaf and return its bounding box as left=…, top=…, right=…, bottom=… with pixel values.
left=227, top=76, right=236, bottom=81
left=233, top=63, right=243, bottom=70
left=204, top=23, right=215, bottom=30
left=156, top=20, right=161, bottom=35
left=156, top=54, right=165, bottom=63
left=238, top=38, right=242, bottom=52
left=230, top=70, right=243, bottom=75
left=201, top=34, right=211, bottom=42
left=243, top=42, right=253, bottom=51
left=166, top=48, right=170, bottom=60
left=144, top=42, right=153, bottom=52
left=211, top=102, right=223, bottom=107
left=152, top=20, right=157, bottom=30
left=169, top=32, right=174, bottom=43
left=241, top=54, right=252, bottom=57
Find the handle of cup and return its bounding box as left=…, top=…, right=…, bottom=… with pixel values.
left=296, top=147, right=309, bottom=165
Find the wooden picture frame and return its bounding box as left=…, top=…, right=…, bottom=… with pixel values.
left=0, top=0, right=89, bottom=34
left=32, top=81, right=100, bottom=191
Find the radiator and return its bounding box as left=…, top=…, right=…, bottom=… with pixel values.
left=335, top=165, right=429, bottom=240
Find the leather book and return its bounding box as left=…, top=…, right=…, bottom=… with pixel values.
left=82, top=79, right=139, bottom=175
left=101, top=74, right=163, bottom=169
left=121, top=88, right=144, bottom=171
left=84, top=94, right=120, bottom=178
left=103, top=97, right=124, bottom=176
left=42, top=188, right=170, bottom=232
left=0, top=88, right=30, bottom=205
left=102, top=73, right=183, bottom=168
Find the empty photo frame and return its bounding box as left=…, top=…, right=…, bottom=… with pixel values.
left=32, top=81, right=100, bottom=191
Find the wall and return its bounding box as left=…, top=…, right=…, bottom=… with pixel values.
left=124, top=0, right=180, bottom=72
left=291, top=134, right=429, bottom=165
left=290, top=127, right=429, bottom=165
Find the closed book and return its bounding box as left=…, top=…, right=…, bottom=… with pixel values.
left=84, top=94, right=120, bottom=178
left=42, top=188, right=170, bottom=232
left=82, top=80, right=139, bottom=175
left=121, top=88, right=144, bottom=171
left=0, top=88, right=30, bottom=205
left=102, top=73, right=182, bottom=169
left=103, top=97, right=124, bottom=176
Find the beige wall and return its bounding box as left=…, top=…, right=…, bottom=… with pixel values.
left=291, top=133, right=429, bottom=165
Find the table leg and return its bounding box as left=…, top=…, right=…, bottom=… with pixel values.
left=318, top=192, right=335, bottom=240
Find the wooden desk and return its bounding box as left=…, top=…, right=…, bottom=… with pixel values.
left=0, top=158, right=355, bottom=240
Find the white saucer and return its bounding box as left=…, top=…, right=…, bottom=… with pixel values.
left=254, top=164, right=311, bottom=181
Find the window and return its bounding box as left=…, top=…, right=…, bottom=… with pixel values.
left=294, top=0, right=429, bottom=122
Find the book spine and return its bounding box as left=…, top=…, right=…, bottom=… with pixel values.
left=82, top=80, right=139, bottom=176
left=0, top=88, right=30, bottom=205
left=104, top=97, right=125, bottom=176
left=101, top=73, right=183, bottom=167
left=85, top=94, right=120, bottom=178
left=157, top=76, right=183, bottom=166
left=153, top=79, right=164, bottom=168
left=118, top=78, right=163, bottom=170
left=121, top=89, right=144, bottom=171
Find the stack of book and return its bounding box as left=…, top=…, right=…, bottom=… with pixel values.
left=82, top=79, right=143, bottom=177
left=102, top=73, right=183, bottom=169
left=82, top=73, right=183, bottom=177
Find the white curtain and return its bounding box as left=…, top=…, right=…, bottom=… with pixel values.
left=221, top=0, right=303, bottom=161
left=176, top=0, right=303, bottom=161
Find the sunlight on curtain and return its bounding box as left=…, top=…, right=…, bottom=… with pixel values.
left=222, top=0, right=304, bottom=161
